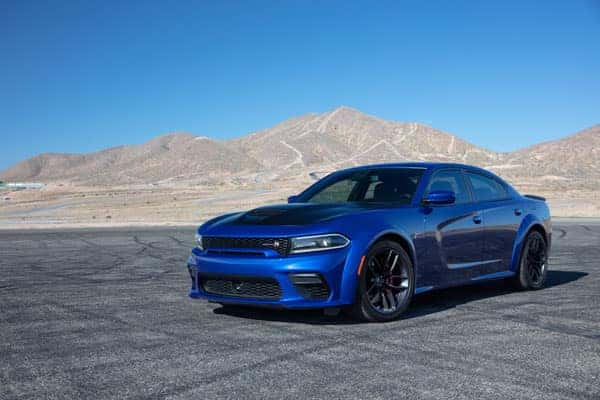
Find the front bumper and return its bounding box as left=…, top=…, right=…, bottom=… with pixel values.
left=186, top=246, right=355, bottom=308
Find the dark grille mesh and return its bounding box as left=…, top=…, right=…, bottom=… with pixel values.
left=202, top=237, right=291, bottom=256
left=200, top=275, right=282, bottom=299
left=293, top=283, right=330, bottom=300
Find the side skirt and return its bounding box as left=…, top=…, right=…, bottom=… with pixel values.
left=415, top=270, right=516, bottom=295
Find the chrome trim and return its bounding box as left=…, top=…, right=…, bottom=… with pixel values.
left=448, top=259, right=502, bottom=270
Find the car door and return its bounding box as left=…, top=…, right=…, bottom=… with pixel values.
left=464, top=171, right=522, bottom=276
left=421, top=169, right=485, bottom=286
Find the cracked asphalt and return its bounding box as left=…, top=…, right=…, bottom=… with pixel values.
left=1, top=220, right=599, bottom=399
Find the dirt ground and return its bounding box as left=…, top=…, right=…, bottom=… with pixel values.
left=0, top=181, right=598, bottom=229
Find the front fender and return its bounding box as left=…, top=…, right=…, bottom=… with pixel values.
left=336, top=216, right=419, bottom=305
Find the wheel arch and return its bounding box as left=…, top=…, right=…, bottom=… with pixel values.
left=510, top=217, right=548, bottom=272
left=370, top=232, right=416, bottom=268
left=528, top=224, right=548, bottom=244
left=339, top=226, right=418, bottom=306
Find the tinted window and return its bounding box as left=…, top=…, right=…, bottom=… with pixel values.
left=302, top=168, right=425, bottom=204
left=466, top=173, right=508, bottom=201
left=308, top=179, right=355, bottom=203
left=425, top=169, right=471, bottom=204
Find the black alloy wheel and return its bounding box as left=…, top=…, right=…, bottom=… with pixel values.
left=350, top=240, right=415, bottom=322
left=515, top=230, right=548, bottom=290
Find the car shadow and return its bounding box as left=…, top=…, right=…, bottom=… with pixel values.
left=212, top=270, right=587, bottom=325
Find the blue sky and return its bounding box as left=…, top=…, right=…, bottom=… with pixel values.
left=1, top=0, right=599, bottom=170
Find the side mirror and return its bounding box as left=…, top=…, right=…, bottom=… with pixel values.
left=287, top=195, right=299, bottom=203
left=423, top=190, right=455, bottom=205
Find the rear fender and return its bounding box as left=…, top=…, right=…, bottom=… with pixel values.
left=510, top=214, right=547, bottom=272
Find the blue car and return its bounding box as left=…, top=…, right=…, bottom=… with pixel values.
left=187, top=163, right=551, bottom=321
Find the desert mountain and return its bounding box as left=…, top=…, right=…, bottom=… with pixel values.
left=1, top=107, right=598, bottom=189
left=499, top=124, right=600, bottom=188
left=1, top=133, right=261, bottom=185
left=233, top=106, right=497, bottom=170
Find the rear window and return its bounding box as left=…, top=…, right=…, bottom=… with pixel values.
left=466, top=172, right=508, bottom=201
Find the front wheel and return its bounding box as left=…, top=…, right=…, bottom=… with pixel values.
left=514, top=230, right=548, bottom=290
left=349, top=240, right=415, bottom=322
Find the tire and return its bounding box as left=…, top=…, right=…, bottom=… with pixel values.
left=514, top=230, right=548, bottom=290
left=349, top=240, right=415, bottom=322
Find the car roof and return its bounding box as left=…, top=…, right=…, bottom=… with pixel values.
left=337, top=162, right=491, bottom=174
left=335, top=162, right=517, bottom=191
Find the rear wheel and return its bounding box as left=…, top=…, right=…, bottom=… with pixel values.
left=514, top=230, right=548, bottom=290
left=350, top=240, right=415, bottom=322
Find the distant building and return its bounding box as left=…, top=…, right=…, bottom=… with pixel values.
left=4, top=182, right=45, bottom=190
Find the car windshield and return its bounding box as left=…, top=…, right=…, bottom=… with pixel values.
left=300, top=168, right=425, bottom=205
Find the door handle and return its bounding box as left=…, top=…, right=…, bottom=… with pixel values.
left=514, top=208, right=522, bottom=216
left=472, top=215, right=482, bottom=224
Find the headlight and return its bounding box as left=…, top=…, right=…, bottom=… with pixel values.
left=195, top=233, right=203, bottom=250
left=290, top=234, right=349, bottom=254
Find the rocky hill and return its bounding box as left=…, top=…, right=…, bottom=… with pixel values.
left=498, top=124, right=600, bottom=189
left=1, top=133, right=261, bottom=185
left=1, top=107, right=598, bottom=190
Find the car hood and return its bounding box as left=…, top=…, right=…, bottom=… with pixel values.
left=203, top=203, right=385, bottom=230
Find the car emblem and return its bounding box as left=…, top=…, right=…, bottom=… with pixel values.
left=233, top=282, right=244, bottom=292
left=262, top=240, right=280, bottom=249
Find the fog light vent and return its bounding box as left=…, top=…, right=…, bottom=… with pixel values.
left=289, top=273, right=330, bottom=300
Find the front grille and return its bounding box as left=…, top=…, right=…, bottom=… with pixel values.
left=200, top=275, right=282, bottom=299
left=202, top=236, right=291, bottom=256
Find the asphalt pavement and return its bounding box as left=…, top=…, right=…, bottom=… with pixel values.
left=1, top=221, right=599, bottom=399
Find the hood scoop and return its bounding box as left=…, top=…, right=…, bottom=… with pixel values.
left=247, top=208, right=289, bottom=217
left=228, top=203, right=367, bottom=226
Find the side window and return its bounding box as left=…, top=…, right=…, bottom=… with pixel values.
left=309, top=179, right=356, bottom=203
left=425, top=170, right=471, bottom=204
left=466, top=173, right=508, bottom=202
